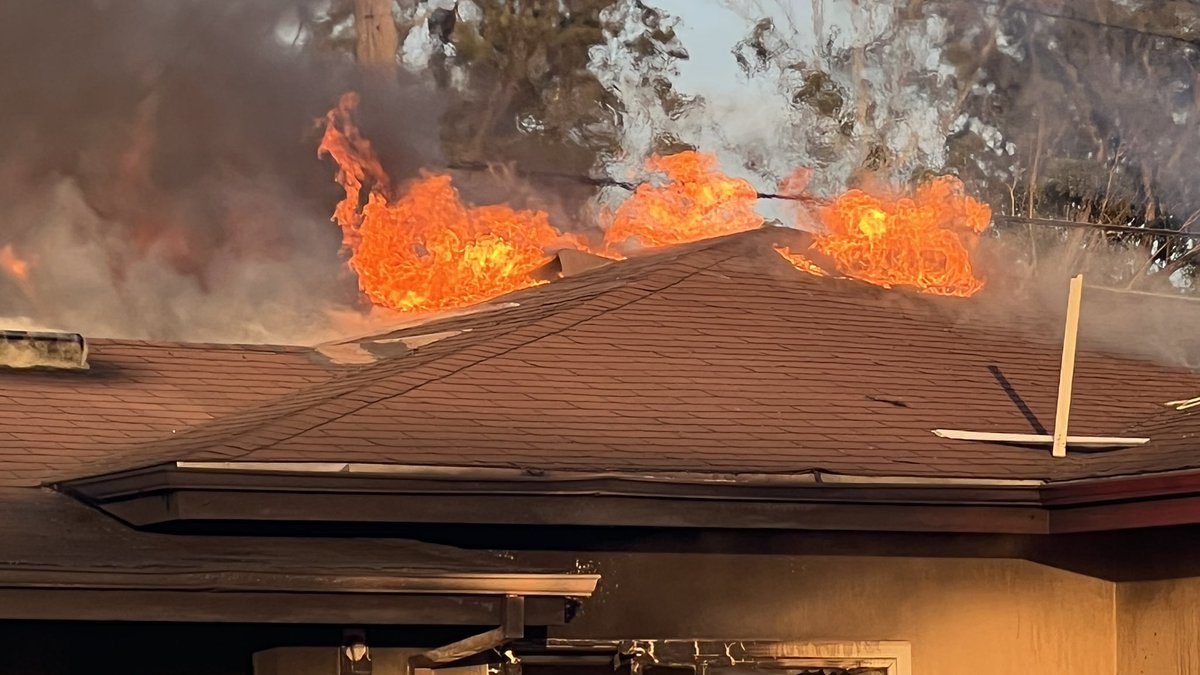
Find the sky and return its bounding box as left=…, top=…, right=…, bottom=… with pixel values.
left=652, top=0, right=747, bottom=95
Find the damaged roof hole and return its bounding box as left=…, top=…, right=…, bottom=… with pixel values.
left=532, top=249, right=617, bottom=282
left=317, top=329, right=472, bottom=365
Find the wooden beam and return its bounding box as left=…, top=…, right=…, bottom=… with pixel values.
left=1053, top=274, right=1085, bottom=457
left=931, top=429, right=1147, bottom=448
left=411, top=595, right=525, bottom=666
left=412, top=627, right=507, bottom=666
left=502, top=595, right=526, bottom=639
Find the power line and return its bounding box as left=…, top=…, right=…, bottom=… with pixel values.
left=993, top=215, right=1199, bottom=239
left=933, top=0, right=1200, bottom=49
left=446, top=162, right=1200, bottom=238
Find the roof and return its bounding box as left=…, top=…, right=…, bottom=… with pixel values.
left=0, top=340, right=341, bottom=487
left=6, top=227, right=1200, bottom=489
left=0, top=487, right=596, bottom=622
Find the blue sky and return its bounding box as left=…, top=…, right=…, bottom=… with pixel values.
left=651, top=0, right=748, bottom=95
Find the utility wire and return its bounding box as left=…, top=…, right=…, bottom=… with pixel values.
left=931, top=0, right=1200, bottom=48
left=993, top=215, right=1199, bottom=239
left=446, top=162, right=1198, bottom=239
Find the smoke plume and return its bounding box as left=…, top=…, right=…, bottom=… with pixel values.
left=0, top=0, right=441, bottom=343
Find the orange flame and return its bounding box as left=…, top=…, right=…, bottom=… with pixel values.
left=780, top=176, right=990, bottom=297
left=319, top=93, right=573, bottom=312
left=773, top=246, right=829, bottom=277
left=0, top=244, right=30, bottom=283
left=604, top=151, right=763, bottom=250
left=319, top=92, right=989, bottom=310
left=0, top=244, right=34, bottom=300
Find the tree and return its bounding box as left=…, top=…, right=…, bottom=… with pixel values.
left=354, top=0, right=400, bottom=67
left=713, top=0, right=1200, bottom=291
left=932, top=0, right=1200, bottom=289
left=427, top=0, right=625, bottom=177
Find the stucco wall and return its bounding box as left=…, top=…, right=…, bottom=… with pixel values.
left=1118, top=576, right=1200, bottom=673
left=545, top=552, right=1116, bottom=675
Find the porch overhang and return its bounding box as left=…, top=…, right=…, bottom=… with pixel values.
left=0, top=489, right=598, bottom=624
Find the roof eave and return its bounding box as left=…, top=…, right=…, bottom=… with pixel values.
left=56, top=460, right=1200, bottom=535
left=0, top=587, right=582, bottom=624
left=57, top=462, right=1048, bottom=535
left=0, top=568, right=599, bottom=598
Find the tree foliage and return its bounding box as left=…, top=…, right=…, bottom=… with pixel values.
left=934, top=0, right=1200, bottom=288
left=433, top=0, right=622, bottom=174
left=723, top=0, right=1200, bottom=289
left=304, top=0, right=1200, bottom=288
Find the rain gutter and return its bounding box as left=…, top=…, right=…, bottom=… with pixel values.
left=172, top=461, right=1046, bottom=488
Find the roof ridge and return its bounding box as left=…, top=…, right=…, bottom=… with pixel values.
left=55, top=248, right=738, bottom=482
left=86, top=338, right=314, bottom=352
left=315, top=230, right=773, bottom=344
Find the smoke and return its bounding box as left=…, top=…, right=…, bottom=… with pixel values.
left=961, top=228, right=1200, bottom=369
left=0, top=0, right=441, bottom=343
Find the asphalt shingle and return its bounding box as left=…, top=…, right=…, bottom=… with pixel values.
left=5, top=227, right=1200, bottom=485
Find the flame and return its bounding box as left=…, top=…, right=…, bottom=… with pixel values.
left=0, top=243, right=35, bottom=301
left=348, top=176, right=574, bottom=312
left=781, top=176, right=990, bottom=297
left=604, top=151, right=763, bottom=250
left=0, top=244, right=30, bottom=283
left=319, top=93, right=574, bottom=312
left=319, top=92, right=989, bottom=311
left=773, top=246, right=828, bottom=277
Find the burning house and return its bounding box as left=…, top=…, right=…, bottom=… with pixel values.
left=5, top=220, right=1200, bottom=673
left=13, top=0, right=1200, bottom=669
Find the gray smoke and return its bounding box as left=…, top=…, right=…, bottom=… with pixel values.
left=0, top=0, right=442, bottom=343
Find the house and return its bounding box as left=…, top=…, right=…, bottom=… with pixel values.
left=5, top=227, right=1200, bottom=674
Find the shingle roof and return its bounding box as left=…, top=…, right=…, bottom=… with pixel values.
left=0, top=341, right=340, bottom=486
left=7, top=227, right=1200, bottom=485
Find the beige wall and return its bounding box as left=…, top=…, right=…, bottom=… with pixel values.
left=255, top=555, right=1200, bottom=675
left=545, top=552, right=1116, bottom=675
left=1118, top=576, right=1200, bottom=673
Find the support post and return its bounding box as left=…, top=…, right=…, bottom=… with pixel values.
left=1052, top=274, right=1084, bottom=458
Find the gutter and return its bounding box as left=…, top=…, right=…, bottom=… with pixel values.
left=172, top=461, right=1046, bottom=488
left=0, top=569, right=599, bottom=597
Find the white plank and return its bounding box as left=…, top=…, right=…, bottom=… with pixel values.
left=931, top=429, right=1148, bottom=448
left=1053, top=274, right=1085, bottom=457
